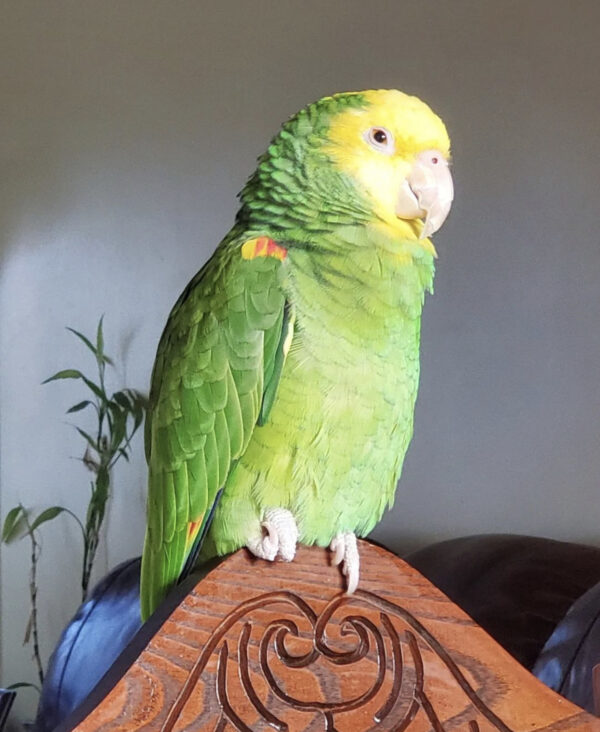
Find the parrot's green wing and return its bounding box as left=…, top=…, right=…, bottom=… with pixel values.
left=140, top=235, right=290, bottom=620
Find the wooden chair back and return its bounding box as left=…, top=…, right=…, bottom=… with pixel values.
left=70, top=541, right=600, bottom=731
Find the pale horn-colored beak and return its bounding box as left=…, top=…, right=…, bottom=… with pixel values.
left=395, top=150, right=454, bottom=239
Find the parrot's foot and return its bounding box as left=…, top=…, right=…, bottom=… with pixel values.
left=247, top=508, right=298, bottom=562
left=330, top=532, right=360, bottom=594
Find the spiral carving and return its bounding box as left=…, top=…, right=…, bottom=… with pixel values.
left=162, top=590, right=512, bottom=732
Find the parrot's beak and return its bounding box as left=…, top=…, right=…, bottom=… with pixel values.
left=395, top=150, right=454, bottom=240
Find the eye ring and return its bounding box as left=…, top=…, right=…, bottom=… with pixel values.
left=365, top=126, right=394, bottom=154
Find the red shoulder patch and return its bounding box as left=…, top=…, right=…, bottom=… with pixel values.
left=241, top=237, right=287, bottom=262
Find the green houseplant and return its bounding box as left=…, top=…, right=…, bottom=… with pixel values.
left=1, top=318, right=147, bottom=688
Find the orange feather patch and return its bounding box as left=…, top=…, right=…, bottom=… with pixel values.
left=241, top=237, right=287, bottom=262
left=186, top=517, right=204, bottom=548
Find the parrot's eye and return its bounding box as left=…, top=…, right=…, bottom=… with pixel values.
left=366, top=127, right=394, bottom=154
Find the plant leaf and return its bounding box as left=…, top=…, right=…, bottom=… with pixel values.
left=66, top=400, right=92, bottom=414
left=81, top=376, right=105, bottom=400
left=42, top=369, right=84, bottom=384
left=66, top=327, right=97, bottom=356
left=6, top=682, right=41, bottom=692
left=133, top=408, right=144, bottom=430
left=128, top=389, right=148, bottom=409
left=43, top=369, right=105, bottom=400
left=110, top=410, right=127, bottom=451
left=96, top=316, right=105, bottom=364
left=66, top=322, right=113, bottom=366
left=112, top=391, right=132, bottom=411
left=30, top=506, right=67, bottom=532
left=2, top=506, right=27, bottom=543
left=126, top=389, right=147, bottom=429
left=74, top=427, right=98, bottom=450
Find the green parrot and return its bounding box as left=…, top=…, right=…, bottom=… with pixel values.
left=140, top=89, right=453, bottom=620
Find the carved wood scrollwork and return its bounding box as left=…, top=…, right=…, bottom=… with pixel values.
left=74, top=543, right=598, bottom=732
left=163, top=590, right=511, bottom=732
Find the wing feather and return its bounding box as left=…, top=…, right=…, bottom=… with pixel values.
left=140, top=239, right=289, bottom=619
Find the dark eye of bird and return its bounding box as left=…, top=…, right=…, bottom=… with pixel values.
left=373, top=129, right=387, bottom=144
left=365, top=126, right=394, bottom=153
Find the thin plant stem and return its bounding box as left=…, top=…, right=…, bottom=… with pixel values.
left=23, top=513, right=44, bottom=687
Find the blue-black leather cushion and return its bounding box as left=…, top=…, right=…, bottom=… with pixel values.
left=533, top=579, right=600, bottom=714
left=406, top=534, right=600, bottom=671
left=33, top=558, right=142, bottom=732
left=34, top=556, right=219, bottom=732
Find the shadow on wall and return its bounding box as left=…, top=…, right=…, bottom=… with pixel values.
left=0, top=140, right=73, bottom=265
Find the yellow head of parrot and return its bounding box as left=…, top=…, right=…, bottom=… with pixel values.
left=322, top=89, right=453, bottom=254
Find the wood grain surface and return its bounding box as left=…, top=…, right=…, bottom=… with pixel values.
left=73, top=541, right=600, bottom=731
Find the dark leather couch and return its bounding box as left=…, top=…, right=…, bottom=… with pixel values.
left=29, top=535, right=600, bottom=730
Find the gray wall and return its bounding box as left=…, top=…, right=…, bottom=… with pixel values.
left=2, top=0, right=600, bottom=723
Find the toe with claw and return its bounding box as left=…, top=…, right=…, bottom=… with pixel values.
left=247, top=507, right=298, bottom=562
left=330, top=532, right=360, bottom=594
